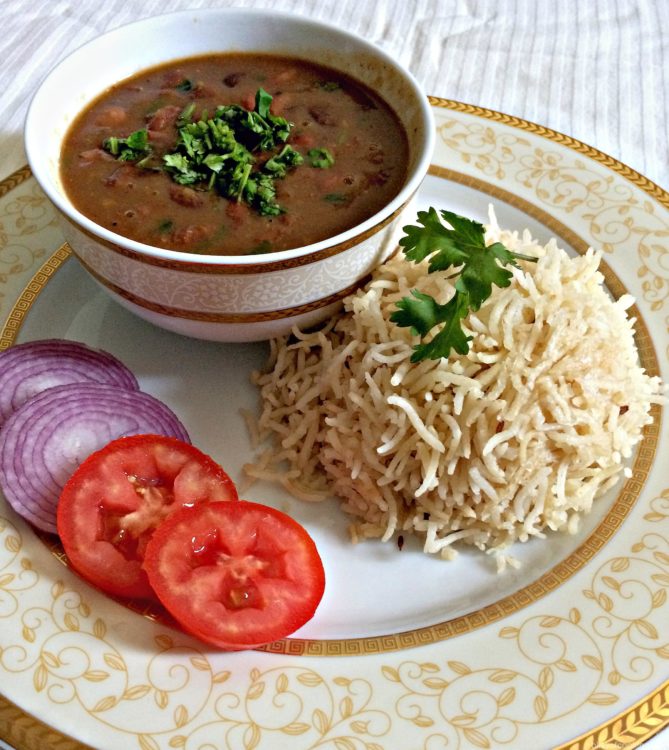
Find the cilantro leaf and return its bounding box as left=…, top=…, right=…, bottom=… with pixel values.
left=102, top=129, right=150, bottom=161
left=264, top=145, right=304, bottom=177
left=244, top=172, right=283, bottom=216
left=177, top=103, right=196, bottom=127
left=162, top=153, right=201, bottom=184
left=308, top=148, right=335, bottom=168
left=324, top=192, right=348, bottom=204
left=391, top=289, right=471, bottom=361
left=456, top=240, right=517, bottom=311
left=409, top=292, right=472, bottom=362
left=399, top=207, right=468, bottom=267
left=391, top=289, right=442, bottom=337
left=255, top=88, right=273, bottom=119
left=393, top=209, right=537, bottom=361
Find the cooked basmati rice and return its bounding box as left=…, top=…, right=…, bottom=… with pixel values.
left=244, top=209, right=664, bottom=563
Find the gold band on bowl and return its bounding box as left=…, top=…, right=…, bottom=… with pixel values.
left=73, top=247, right=370, bottom=322
left=59, top=195, right=411, bottom=274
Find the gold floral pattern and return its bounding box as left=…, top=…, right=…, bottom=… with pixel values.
left=438, top=119, right=531, bottom=181
left=0, top=517, right=396, bottom=749
left=2, top=501, right=668, bottom=749
left=181, top=668, right=392, bottom=749
left=382, top=512, right=669, bottom=749
left=434, top=100, right=669, bottom=314
left=1, top=101, right=668, bottom=749
left=0, top=177, right=57, bottom=308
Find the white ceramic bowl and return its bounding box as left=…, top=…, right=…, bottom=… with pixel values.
left=25, top=8, right=434, bottom=341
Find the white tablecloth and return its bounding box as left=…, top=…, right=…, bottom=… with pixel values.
left=0, top=1, right=667, bottom=748
left=1, top=0, right=667, bottom=188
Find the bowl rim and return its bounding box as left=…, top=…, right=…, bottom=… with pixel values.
left=25, top=6, right=435, bottom=268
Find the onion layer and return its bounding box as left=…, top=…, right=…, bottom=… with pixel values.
left=0, top=383, right=190, bottom=533
left=0, top=339, right=139, bottom=427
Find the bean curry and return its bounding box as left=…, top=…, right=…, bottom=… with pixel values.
left=60, top=53, right=409, bottom=256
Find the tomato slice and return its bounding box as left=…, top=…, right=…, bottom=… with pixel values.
left=56, top=434, right=238, bottom=600
left=144, top=500, right=325, bottom=649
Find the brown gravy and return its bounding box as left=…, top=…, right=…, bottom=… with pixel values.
left=60, top=53, right=409, bottom=256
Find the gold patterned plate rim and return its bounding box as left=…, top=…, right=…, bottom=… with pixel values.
left=0, top=98, right=667, bottom=750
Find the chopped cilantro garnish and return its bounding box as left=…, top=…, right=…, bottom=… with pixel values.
left=102, top=89, right=321, bottom=218
left=162, top=152, right=203, bottom=185
left=308, top=148, right=335, bottom=168
left=175, top=79, right=194, bottom=92
left=324, top=192, right=348, bottom=204
left=214, top=88, right=291, bottom=151
left=177, top=103, right=196, bottom=126
left=103, top=129, right=150, bottom=161
left=265, top=145, right=304, bottom=177
left=255, top=88, right=273, bottom=119
left=391, top=209, right=537, bottom=362
left=243, top=172, right=283, bottom=216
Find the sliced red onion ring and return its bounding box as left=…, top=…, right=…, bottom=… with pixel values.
left=0, top=339, right=139, bottom=427
left=0, top=383, right=190, bottom=533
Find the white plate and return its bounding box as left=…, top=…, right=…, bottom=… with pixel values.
left=0, top=99, right=667, bottom=750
